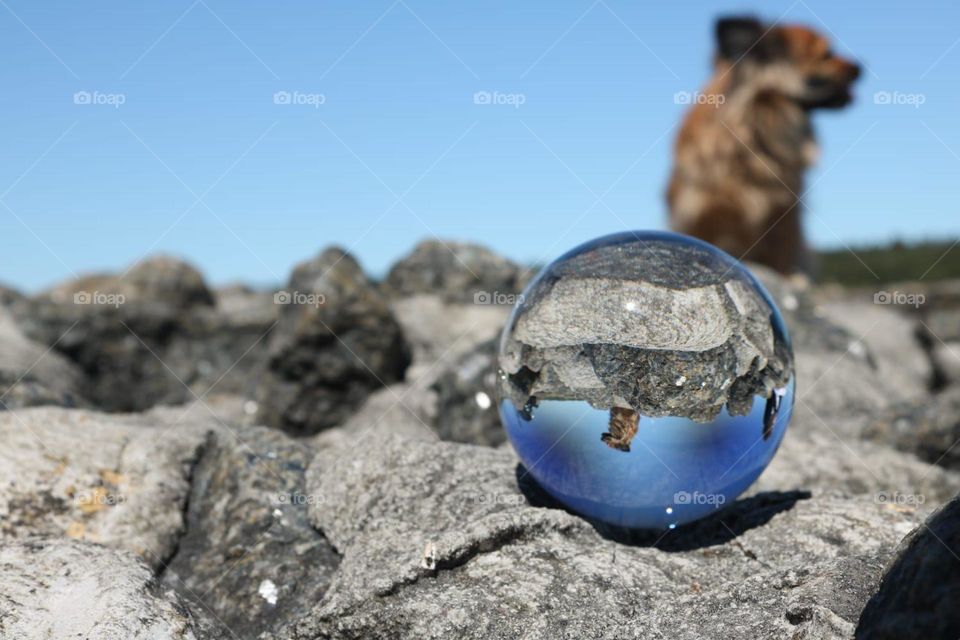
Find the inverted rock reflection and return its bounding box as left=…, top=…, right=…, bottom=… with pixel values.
left=497, top=231, right=795, bottom=529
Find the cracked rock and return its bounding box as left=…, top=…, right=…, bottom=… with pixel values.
left=280, top=432, right=927, bottom=639
left=163, top=424, right=340, bottom=639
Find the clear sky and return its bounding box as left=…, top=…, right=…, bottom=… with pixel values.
left=2, top=1, right=959, bottom=291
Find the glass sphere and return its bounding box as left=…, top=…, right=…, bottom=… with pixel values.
left=498, top=231, right=795, bottom=530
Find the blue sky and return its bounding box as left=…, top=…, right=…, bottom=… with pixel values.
left=2, top=0, right=959, bottom=290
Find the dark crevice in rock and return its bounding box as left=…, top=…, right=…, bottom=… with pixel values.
left=155, top=428, right=215, bottom=582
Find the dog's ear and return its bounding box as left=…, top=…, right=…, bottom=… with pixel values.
left=716, top=16, right=765, bottom=60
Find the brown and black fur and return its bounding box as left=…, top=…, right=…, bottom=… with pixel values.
left=602, top=407, right=639, bottom=452
left=667, top=17, right=861, bottom=275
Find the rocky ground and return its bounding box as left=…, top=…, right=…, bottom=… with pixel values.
left=1, top=240, right=959, bottom=639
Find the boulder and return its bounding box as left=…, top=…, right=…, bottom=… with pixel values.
left=383, top=239, right=530, bottom=304
left=857, top=495, right=960, bottom=639
left=0, top=310, right=89, bottom=409
left=11, top=256, right=275, bottom=411
left=257, top=248, right=409, bottom=436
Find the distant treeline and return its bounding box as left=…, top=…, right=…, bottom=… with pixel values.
left=816, top=240, right=960, bottom=286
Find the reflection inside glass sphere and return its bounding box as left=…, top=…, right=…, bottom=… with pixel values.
left=497, top=231, right=795, bottom=530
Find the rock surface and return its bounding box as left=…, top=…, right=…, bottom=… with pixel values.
left=384, top=239, right=529, bottom=304
left=3, top=242, right=960, bottom=640
left=0, top=310, right=89, bottom=409
left=861, top=385, right=960, bottom=470
left=290, top=432, right=926, bottom=640
left=0, top=538, right=211, bottom=639
left=256, top=248, right=409, bottom=436
left=0, top=407, right=209, bottom=569
left=163, top=424, right=340, bottom=639
left=11, top=256, right=276, bottom=411
left=857, top=495, right=960, bottom=639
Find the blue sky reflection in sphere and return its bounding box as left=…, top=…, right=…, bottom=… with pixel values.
left=497, top=231, right=795, bottom=529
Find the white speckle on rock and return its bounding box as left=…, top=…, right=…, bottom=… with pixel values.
left=848, top=340, right=867, bottom=358
left=474, top=391, right=492, bottom=410
left=674, top=375, right=686, bottom=387
left=244, top=400, right=259, bottom=415
left=421, top=542, right=437, bottom=570
left=258, top=579, right=279, bottom=606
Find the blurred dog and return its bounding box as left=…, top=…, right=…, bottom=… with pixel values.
left=667, top=16, right=861, bottom=274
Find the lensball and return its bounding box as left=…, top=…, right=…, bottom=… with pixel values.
left=497, top=231, right=795, bottom=530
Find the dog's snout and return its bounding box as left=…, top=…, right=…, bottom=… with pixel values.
left=847, top=61, right=862, bottom=81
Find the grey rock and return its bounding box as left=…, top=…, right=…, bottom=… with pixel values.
left=0, top=310, right=89, bottom=409
left=431, top=337, right=505, bottom=446
left=754, top=424, right=960, bottom=504
left=0, top=407, right=210, bottom=570
left=11, top=255, right=274, bottom=411
left=311, top=382, right=439, bottom=451
left=931, top=340, right=960, bottom=386
left=163, top=424, right=340, bottom=639
left=861, top=386, right=960, bottom=470
left=390, top=294, right=508, bottom=384
left=0, top=283, right=23, bottom=307
left=818, top=300, right=931, bottom=400
left=384, top=239, right=529, bottom=304
left=0, top=537, right=212, bottom=639
left=856, top=494, right=960, bottom=640
left=256, top=247, right=409, bottom=436
left=499, top=234, right=793, bottom=422
left=285, top=433, right=924, bottom=640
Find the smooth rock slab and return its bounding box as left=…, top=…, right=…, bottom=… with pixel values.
left=0, top=407, right=209, bottom=570
left=0, top=538, right=209, bottom=639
